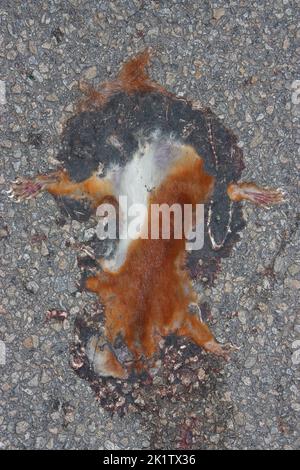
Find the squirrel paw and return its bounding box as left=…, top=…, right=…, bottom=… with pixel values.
left=227, top=183, right=286, bottom=205
left=245, top=187, right=285, bottom=205
left=7, top=177, right=44, bottom=202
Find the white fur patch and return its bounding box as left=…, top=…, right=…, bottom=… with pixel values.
left=103, top=133, right=183, bottom=272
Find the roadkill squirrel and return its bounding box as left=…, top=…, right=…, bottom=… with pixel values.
left=8, top=50, right=285, bottom=380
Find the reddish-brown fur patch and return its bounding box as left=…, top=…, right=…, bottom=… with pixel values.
left=85, top=147, right=225, bottom=376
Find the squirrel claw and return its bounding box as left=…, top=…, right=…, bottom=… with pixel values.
left=203, top=340, right=240, bottom=360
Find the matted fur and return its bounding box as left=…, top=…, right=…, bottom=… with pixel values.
left=9, top=51, right=284, bottom=407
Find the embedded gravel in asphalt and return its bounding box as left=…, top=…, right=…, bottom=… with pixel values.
left=0, top=0, right=299, bottom=449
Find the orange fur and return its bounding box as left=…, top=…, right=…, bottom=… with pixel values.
left=45, top=170, right=115, bottom=208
